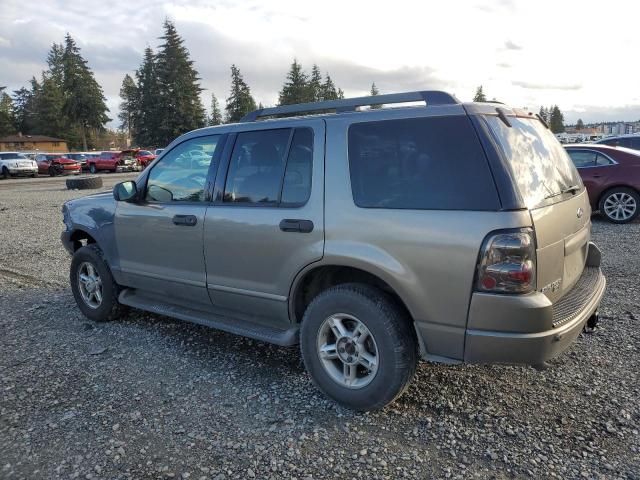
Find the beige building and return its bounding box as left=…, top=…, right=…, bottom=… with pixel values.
left=0, top=134, right=68, bottom=152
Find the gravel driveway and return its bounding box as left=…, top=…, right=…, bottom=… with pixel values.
left=1, top=176, right=638, bottom=480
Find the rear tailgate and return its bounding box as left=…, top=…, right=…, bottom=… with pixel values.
left=483, top=113, right=589, bottom=302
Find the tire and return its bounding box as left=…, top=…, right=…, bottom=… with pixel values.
left=598, top=187, right=640, bottom=224
left=300, top=283, right=418, bottom=411
left=66, top=176, right=103, bottom=190
left=48, top=166, right=57, bottom=177
left=70, top=244, right=126, bottom=322
left=1, top=167, right=9, bottom=179
left=89, top=164, right=97, bottom=174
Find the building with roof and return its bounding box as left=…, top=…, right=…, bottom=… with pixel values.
left=0, top=134, right=68, bottom=152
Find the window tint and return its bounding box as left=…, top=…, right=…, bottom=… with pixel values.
left=567, top=150, right=596, bottom=168
left=348, top=116, right=499, bottom=210
left=595, top=153, right=613, bottom=166
left=224, top=129, right=291, bottom=204
left=281, top=128, right=313, bottom=205
left=628, top=138, right=640, bottom=150
left=146, top=135, right=221, bottom=202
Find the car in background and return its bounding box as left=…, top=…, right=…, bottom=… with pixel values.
left=154, top=148, right=164, bottom=156
left=135, top=149, right=156, bottom=169
left=35, top=153, right=81, bottom=177
left=595, top=134, right=640, bottom=151
left=66, top=153, right=89, bottom=170
left=565, top=144, right=640, bottom=223
left=87, top=151, right=138, bottom=173
left=0, top=152, right=38, bottom=178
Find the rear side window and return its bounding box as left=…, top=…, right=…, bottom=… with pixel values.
left=348, top=116, right=499, bottom=210
left=567, top=150, right=596, bottom=168
left=223, top=128, right=313, bottom=206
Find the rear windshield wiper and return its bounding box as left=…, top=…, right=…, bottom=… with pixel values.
left=561, top=184, right=581, bottom=195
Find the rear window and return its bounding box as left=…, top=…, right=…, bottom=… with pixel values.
left=484, top=116, right=583, bottom=209
left=348, top=116, right=500, bottom=210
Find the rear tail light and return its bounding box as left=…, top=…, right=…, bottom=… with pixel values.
left=476, top=228, right=536, bottom=294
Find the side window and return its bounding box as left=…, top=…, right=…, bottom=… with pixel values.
left=595, top=153, right=613, bottom=166
left=223, top=129, right=291, bottom=204
left=281, top=128, right=313, bottom=205
left=628, top=138, right=640, bottom=150
left=146, top=135, right=221, bottom=203
left=348, top=116, right=499, bottom=210
left=567, top=150, right=596, bottom=168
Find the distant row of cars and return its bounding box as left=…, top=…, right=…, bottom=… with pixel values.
left=0, top=148, right=165, bottom=179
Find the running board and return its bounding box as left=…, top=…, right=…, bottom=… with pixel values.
left=119, top=289, right=299, bottom=346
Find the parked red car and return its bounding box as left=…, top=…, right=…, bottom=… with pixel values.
left=565, top=144, right=640, bottom=223
left=135, top=150, right=156, bottom=169
left=87, top=151, right=139, bottom=173
left=35, top=153, right=81, bottom=176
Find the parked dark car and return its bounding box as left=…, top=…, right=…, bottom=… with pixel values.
left=565, top=144, right=640, bottom=223
left=595, top=134, right=640, bottom=150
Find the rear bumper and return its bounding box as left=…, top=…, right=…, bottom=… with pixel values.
left=464, top=247, right=606, bottom=365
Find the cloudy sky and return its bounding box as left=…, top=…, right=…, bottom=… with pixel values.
left=1, top=0, right=639, bottom=126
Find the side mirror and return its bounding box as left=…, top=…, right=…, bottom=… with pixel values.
left=113, top=181, right=138, bottom=202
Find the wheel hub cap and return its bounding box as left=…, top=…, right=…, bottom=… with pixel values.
left=78, top=261, right=103, bottom=309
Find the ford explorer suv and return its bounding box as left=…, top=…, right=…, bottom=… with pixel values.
left=0, top=152, right=38, bottom=178
left=61, top=91, right=606, bottom=411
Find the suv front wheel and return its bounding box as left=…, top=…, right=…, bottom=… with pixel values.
left=300, top=284, right=418, bottom=411
left=70, top=244, right=126, bottom=322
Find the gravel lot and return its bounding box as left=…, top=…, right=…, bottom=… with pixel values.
left=1, top=175, right=638, bottom=480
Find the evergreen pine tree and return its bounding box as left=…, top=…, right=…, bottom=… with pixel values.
left=370, top=82, right=382, bottom=109
left=538, top=106, right=549, bottom=123
left=225, top=65, right=257, bottom=123
left=473, top=85, right=487, bottom=102
left=208, top=93, right=223, bottom=126
left=155, top=20, right=206, bottom=145
left=576, top=118, right=584, bottom=130
left=278, top=59, right=310, bottom=105
left=308, top=64, right=323, bottom=102
left=118, top=74, right=138, bottom=145
left=32, top=74, right=68, bottom=138
left=61, top=33, right=110, bottom=150
left=0, top=88, right=15, bottom=137
left=549, top=105, right=565, bottom=133
left=135, top=47, right=160, bottom=146
left=337, top=88, right=344, bottom=99
left=47, top=43, right=65, bottom=88
left=321, top=74, right=339, bottom=101
left=11, top=86, right=36, bottom=134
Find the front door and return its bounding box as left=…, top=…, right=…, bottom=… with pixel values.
left=114, top=134, right=224, bottom=307
left=203, top=121, right=325, bottom=327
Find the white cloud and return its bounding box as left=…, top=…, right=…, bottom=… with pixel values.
left=1, top=0, right=639, bottom=125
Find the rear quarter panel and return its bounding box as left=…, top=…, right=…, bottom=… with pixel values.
left=324, top=112, right=532, bottom=360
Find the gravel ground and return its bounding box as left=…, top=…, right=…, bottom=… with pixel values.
left=1, top=176, right=639, bottom=480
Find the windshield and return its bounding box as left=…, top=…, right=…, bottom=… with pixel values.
left=484, top=115, right=583, bottom=209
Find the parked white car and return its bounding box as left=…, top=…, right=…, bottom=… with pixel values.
left=0, top=152, right=38, bottom=179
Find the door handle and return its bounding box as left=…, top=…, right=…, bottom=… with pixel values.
left=279, top=219, right=314, bottom=233
left=172, top=215, right=198, bottom=226
left=592, top=174, right=602, bottom=178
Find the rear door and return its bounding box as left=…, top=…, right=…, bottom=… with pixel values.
left=114, top=134, right=224, bottom=307
left=484, top=115, right=590, bottom=302
left=566, top=149, right=615, bottom=205
left=203, top=120, right=324, bottom=327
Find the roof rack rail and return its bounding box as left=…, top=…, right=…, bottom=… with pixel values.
left=240, top=90, right=460, bottom=122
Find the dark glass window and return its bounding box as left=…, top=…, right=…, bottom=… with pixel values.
left=627, top=137, right=640, bottom=150
left=281, top=128, right=313, bottom=205
left=348, top=116, right=499, bottom=210
left=223, top=129, right=291, bottom=204
left=567, top=150, right=596, bottom=168
left=146, top=135, right=221, bottom=202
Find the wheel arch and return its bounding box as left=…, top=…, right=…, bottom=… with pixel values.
left=69, top=228, right=98, bottom=252
left=598, top=184, right=640, bottom=204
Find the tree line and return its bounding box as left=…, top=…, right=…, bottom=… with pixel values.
left=0, top=35, right=109, bottom=149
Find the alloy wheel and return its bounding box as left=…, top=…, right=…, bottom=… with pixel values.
left=603, top=192, right=637, bottom=222
left=77, top=261, right=103, bottom=309
left=316, top=313, right=379, bottom=389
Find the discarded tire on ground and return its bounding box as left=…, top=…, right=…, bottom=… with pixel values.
left=65, top=176, right=103, bottom=190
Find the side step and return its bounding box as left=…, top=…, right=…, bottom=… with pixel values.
left=119, top=289, right=299, bottom=346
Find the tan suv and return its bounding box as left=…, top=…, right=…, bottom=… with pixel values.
left=61, top=91, right=606, bottom=410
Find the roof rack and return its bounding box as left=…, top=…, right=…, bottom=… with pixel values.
left=240, top=90, right=460, bottom=122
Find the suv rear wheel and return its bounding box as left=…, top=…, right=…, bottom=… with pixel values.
left=300, top=283, right=418, bottom=411
left=599, top=187, right=639, bottom=224
left=70, top=244, right=126, bottom=322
